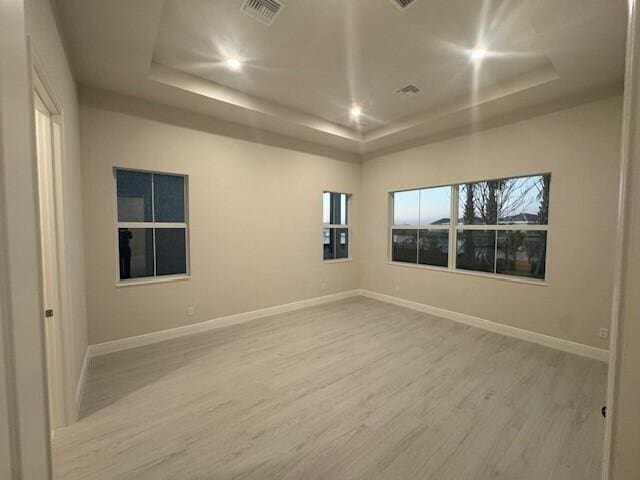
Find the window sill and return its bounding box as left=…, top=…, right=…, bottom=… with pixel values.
left=324, top=258, right=353, bottom=264
left=116, top=274, right=191, bottom=288
left=387, top=261, right=547, bottom=286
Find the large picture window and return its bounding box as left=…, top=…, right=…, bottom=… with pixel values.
left=390, top=174, right=550, bottom=281
left=115, top=168, right=189, bottom=282
left=323, top=191, right=350, bottom=260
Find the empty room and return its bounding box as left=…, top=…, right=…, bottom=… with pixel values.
left=3, top=0, right=640, bottom=479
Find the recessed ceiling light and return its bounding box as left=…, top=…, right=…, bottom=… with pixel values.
left=225, top=57, right=243, bottom=71
left=350, top=105, right=362, bottom=120
left=470, top=48, right=488, bottom=62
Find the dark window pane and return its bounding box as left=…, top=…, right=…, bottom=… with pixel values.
left=420, top=186, right=451, bottom=225
left=118, top=228, right=154, bottom=279
left=393, top=190, right=419, bottom=225
left=324, top=192, right=348, bottom=225
left=456, top=230, right=496, bottom=273
left=336, top=228, right=348, bottom=259
left=392, top=229, right=418, bottom=263
left=116, top=170, right=152, bottom=222
left=418, top=230, right=449, bottom=267
left=498, top=175, right=550, bottom=225
left=155, top=228, right=187, bottom=276
left=496, top=230, right=547, bottom=279
left=154, top=174, right=185, bottom=223
left=323, top=228, right=335, bottom=260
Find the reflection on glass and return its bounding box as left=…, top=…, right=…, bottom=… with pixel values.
left=116, top=170, right=152, bottom=222
left=118, top=228, right=154, bottom=279
left=155, top=228, right=187, bottom=276
left=393, top=190, right=420, bottom=225
left=336, top=228, right=348, bottom=259
left=458, top=175, right=551, bottom=226
left=420, top=186, right=451, bottom=225
left=458, top=181, right=499, bottom=225
left=456, top=230, right=496, bottom=273
left=498, top=175, right=550, bottom=225
left=323, top=227, right=335, bottom=260
left=340, top=194, right=347, bottom=225
left=154, top=174, right=185, bottom=223
left=392, top=229, right=418, bottom=263
left=418, top=230, right=448, bottom=267
left=323, top=192, right=331, bottom=224
left=324, top=192, right=348, bottom=225
left=496, top=230, right=547, bottom=279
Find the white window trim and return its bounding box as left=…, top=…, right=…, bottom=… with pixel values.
left=389, top=175, right=550, bottom=283
left=113, top=167, right=190, bottom=286
left=323, top=191, right=352, bottom=262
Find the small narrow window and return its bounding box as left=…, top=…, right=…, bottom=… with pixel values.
left=323, top=191, right=350, bottom=260
left=115, top=169, right=189, bottom=282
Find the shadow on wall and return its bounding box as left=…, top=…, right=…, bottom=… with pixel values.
left=78, top=85, right=360, bottom=164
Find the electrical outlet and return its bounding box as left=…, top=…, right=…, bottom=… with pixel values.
left=187, top=306, right=195, bottom=316
left=598, top=328, right=609, bottom=340
left=395, top=284, right=400, bottom=292
left=320, top=282, right=326, bottom=291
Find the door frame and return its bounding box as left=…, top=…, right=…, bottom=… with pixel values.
left=602, top=0, right=639, bottom=478
left=32, top=46, right=76, bottom=428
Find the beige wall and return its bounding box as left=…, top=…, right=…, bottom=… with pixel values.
left=81, top=94, right=621, bottom=351
left=25, top=0, right=88, bottom=413
left=80, top=94, right=361, bottom=345
left=360, top=96, right=622, bottom=349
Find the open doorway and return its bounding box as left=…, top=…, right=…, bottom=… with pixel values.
left=33, top=81, right=69, bottom=435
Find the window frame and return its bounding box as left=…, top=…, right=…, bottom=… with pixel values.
left=388, top=173, right=550, bottom=285
left=113, top=167, right=190, bottom=286
left=323, top=191, right=352, bottom=263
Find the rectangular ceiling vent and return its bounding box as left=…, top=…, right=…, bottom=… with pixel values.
left=390, top=0, right=416, bottom=10
left=395, top=84, right=422, bottom=96
left=241, top=0, right=284, bottom=26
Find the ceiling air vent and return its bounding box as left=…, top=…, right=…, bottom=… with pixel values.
left=395, top=84, right=422, bottom=96
left=241, top=0, right=284, bottom=26
left=390, top=0, right=416, bottom=10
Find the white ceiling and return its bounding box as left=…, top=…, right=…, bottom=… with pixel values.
left=54, top=0, right=627, bottom=157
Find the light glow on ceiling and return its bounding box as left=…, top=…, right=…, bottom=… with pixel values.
left=350, top=105, right=362, bottom=120
left=225, top=57, right=243, bottom=71
left=470, top=47, right=488, bottom=62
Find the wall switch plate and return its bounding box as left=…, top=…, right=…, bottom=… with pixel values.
left=598, top=328, right=609, bottom=339
left=187, top=306, right=195, bottom=316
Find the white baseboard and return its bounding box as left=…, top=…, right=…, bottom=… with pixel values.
left=88, top=290, right=360, bottom=358
left=86, top=288, right=608, bottom=364
left=74, top=347, right=89, bottom=415
left=359, top=289, right=610, bottom=363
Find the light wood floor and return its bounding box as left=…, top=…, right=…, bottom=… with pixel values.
left=52, top=297, right=607, bottom=479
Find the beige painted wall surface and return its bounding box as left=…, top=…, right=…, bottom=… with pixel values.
left=25, top=0, right=88, bottom=410
left=80, top=101, right=361, bottom=345
left=360, top=96, right=622, bottom=349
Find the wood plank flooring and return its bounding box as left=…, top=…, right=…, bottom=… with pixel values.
left=52, top=297, right=607, bottom=479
